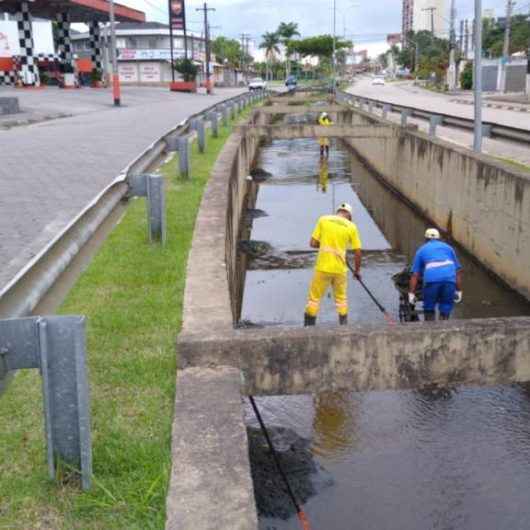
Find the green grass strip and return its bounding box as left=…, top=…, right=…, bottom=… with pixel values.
left=0, top=103, right=253, bottom=530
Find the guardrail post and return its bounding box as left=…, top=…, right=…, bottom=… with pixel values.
left=146, top=175, right=166, bottom=244
left=209, top=111, right=219, bottom=138
left=178, top=136, right=191, bottom=178
left=197, top=119, right=206, bottom=153
left=127, top=173, right=166, bottom=244
left=368, top=101, right=374, bottom=113
left=382, top=103, right=391, bottom=119
left=401, top=109, right=412, bottom=127
left=221, top=104, right=229, bottom=126
left=358, top=99, right=364, bottom=111
left=482, top=124, right=493, bottom=138
left=0, top=316, right=92, bottom=490
left=429, top=115, right=443, bottom=137
left=229, top=102, right=236, bottom=120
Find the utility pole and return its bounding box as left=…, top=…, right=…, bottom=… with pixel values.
left=332, top=0, right=336, bottom=93
left=465, top=19, right=470, bottom=57
left=474, top=0, right=483, bottom=153
left=240, top=33, right=251, bottom=84
left=499, top=0, right=515, bottom=92
left=459, top=19, right=464, bottom=54
left=503, top=0, right=514, bottom=59
left=196, top=3, right=215, bottom=94
left=422, top=6, right=437, bottom=35
left=527, top=8, right=530, bottom=97
left=448, top=0, right=457, bottom=90
left=109, top=0, right=120, bottom=106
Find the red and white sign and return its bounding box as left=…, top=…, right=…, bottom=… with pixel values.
left=139, top=62, right=161, bottom=82
left=118, top=62, right=138, bottom=82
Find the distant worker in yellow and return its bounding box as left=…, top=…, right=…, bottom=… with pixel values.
left=304, top=203, right=362, bottom=326
left=318, top=112, right=332, bottom=158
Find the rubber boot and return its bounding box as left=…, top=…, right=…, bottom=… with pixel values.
left=339, top=314, right=348, bottom=326
left=304, top=313, right=316, bottom=327
left=439, top=313, right=450, bottom=320
left=424, top=311, right=436, bottom=322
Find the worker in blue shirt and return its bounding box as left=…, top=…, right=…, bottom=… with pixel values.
left=408, top=228, right=463, bottom=321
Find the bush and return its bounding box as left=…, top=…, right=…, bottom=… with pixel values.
left=460, top=61, right=473, bottom=90
left=174, top=58, right=198, bottom=82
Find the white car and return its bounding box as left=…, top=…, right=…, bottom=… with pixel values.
left=372, top=76, right=386, bottom=86
left=248, top=77, right=267, bottom=91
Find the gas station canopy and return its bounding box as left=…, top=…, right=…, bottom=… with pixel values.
left=0, top=0, right=146, bottom=23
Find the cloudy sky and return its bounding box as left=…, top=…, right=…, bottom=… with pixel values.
left=116, top=0, right=522, bottom=57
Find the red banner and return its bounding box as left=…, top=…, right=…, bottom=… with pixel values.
left=169, top=0, right=186, bottom=30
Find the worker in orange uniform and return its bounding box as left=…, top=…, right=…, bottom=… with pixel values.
left=304, top=203, right=362, bottom=326
left=318, top=112, right=332, bottom=158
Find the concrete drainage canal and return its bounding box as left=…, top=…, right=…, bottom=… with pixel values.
left=238, top=134, right=530, bottom=529
left=171, top=94, right=530, bottom=530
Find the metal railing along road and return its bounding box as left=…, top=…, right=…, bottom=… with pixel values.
left=0, top=88, right=268, bottom=489
left=336, top=90, right=530, bottom=145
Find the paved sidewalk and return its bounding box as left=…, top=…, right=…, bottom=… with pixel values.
left=348, top=78, right=530, bottom=166
left=0, top=86, right=244, bottom=290
left=349, top=78, right=530, bottom=129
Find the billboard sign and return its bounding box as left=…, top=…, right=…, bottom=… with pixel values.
left=169, top=0, right=186, bottom=31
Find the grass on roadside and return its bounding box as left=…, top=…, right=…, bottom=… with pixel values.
left=0, top=105, right=253, bottom=530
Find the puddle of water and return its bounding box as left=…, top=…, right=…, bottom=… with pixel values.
left=240, top=138, right=530, bottom=530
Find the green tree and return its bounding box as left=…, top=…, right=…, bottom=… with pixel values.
left=277, top=22, right=301, bottom=77
left=260, top=31, right=281, bottom=81
left=212, top=36, right=242, bottom=68
left=460, top=61, right=473, bottom=90
left=482, top=14, right=530, bottom=57
left=288, top=35, right=351, bottom=60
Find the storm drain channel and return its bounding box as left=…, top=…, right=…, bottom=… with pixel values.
left=238, top=137, right=530, bottom=530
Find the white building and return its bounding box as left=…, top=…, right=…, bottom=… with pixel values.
left=413, top=0, right=447, bottom=38
left=71, top=22, right=215, bottom=85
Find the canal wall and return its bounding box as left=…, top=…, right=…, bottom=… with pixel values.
left=168, top=127, right=261, bottom=530
left=343, top=109, right=530, bottom=301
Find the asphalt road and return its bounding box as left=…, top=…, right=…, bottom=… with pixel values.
left=0, top=85, right=244, bottom=290
left=347, top=78, right=530, bottom=165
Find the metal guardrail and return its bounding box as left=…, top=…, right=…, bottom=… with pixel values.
left=336, top=90, right=530, bottom=145
left=0, top=88, right=267, bottom=385
left=0, top=89, right=266, bottom=320
left=0, top=87, right=268, bottom=490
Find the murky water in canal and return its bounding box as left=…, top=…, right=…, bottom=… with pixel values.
left=240, top=138, right=530, bottom=529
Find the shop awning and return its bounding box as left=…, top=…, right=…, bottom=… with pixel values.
left=0, top=0, right=145, bottom=23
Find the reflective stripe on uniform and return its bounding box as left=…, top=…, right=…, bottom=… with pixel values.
left=425, top=259, right=454, bottom=270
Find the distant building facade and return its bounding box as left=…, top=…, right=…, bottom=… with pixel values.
left=387, top=33, right=402, bottom=47
left=402, top=0, right=414, bottom=42
left=71, top=22, right=236, bottom=85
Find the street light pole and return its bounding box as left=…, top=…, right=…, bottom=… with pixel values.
left=473, top=0, right=483, bottom=152
left=332, top=0, right=336, bottom=93
left=109, top=0, right=120, bottom=106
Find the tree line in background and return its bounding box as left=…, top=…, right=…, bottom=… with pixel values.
left=257, top=22, right=352, bottom=81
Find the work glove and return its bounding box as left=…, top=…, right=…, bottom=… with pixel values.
left=408, top=292, right=416, bottom=305
left=454, top=291, right=463, bottom=304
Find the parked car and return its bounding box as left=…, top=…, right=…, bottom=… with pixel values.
left=372, top=75, right=386, bottom=86
left=248, top=77, right=267, bottom=91
left=285, top=75, right=297, bottom=90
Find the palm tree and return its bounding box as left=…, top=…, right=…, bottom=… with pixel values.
left=277, top=22, right=300, bottom=78
left=260, top=32, right=281, bottom=81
